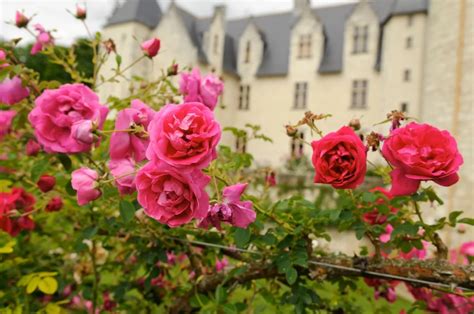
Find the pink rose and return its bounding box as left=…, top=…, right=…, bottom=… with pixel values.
left=0, top=76, right=30, bottom=105
left=45, top=196, right=63, bottom=212
left=311, top=126, right=367, bottom=189
left=179, top=68, right=224, bottom=110
left=200, top=75, right=224, bottom=110
left=15, top=11, right=29, bottom=28
left=0, top=110, right=16, bottom=140
left=71, top=168, right=102, bottom=205
left=75, top=5, right=87, bottom=20
left=26, top=139, right=41, bottom=156
left=460, top=241, right=474, bottom=257
left=136, top=161, right=210, bottom=227
left=31, top=24, right=54, bottom=55
left=28, top=83, right=108, bottom=153
left=382, top=122, right=463, bottom=196
left=0, top=49, right=8, bottom=68
left=146, top=102, right=221, bottom=170
left=141, top=38, right=161, bottom=58
left=399, top=240, right=429, bottom=260
left=108, top=158, right=136, bottom=195
left=37, top=174, right=56, bottom=193
left=198, top=183, right=256, bottom=230
left=215, top=257, right=229, bottom=272
left=110, top=99, right=155, bottom=162
left=379, top=224, right=393, bottom=243
left=71, top=120, right=95, bottom=145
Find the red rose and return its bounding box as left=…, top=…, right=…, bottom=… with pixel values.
left=311, top=126, right=367, bottom=189
left=37, top=175, right=56, bottom=193
left=0, top=188, right=35, bottom=236
left=382, top=122, right=463, bottom=196
left=45, top=197, right=63, bottom=212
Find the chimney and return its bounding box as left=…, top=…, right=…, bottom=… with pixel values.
left=294, top=0, right=310, bottom=15
left=213, top=4, right=227, bottom=20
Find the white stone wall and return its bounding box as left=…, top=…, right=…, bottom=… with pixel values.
left=421, top=0, right=473, bottom=247
left=98, top=22, right=151, bottom=102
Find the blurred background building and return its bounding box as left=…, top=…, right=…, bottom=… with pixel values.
left=99, top=0, right=472, bottom=247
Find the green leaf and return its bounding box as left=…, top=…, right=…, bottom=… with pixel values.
left=233, top=228, right=250, bottom=247
left=38, top=277, right=58, bottom=295
left=286, top=267, right=298, bottom=285
left=26, top=276, right=40, bottom=294
left=119, top=200, right=135, bottom=223
left=65, top=180, right=76, bottom=196
left=31, top=159, right=50, bottom=182
left=215, top=285, right=227, bottom=304
left=448, top=211, right=463, bottom=225
left=82, top=226, right=98, bottom=239
left=458, top=217, right=474, bottom=225
left=361, top=192, right=378, bottom=203
left=57, top=154, right=72, bottom=171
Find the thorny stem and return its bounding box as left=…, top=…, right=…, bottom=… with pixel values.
left=412, top=200, right=448, bottom=260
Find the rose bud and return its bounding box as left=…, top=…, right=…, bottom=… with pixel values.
left=37, top=175, right=56, bottom=193
left=167, top=63, right=178, bottom=76
left=349, top=118, right=361, bottom=131
left=141, top=38, right=161, bottom=58
left=71, top=167, right=101, bottom=205
left=71, top=120, right=96, bottom=145
left=26, top=139, right=41, bottom=156
left=75, top=5, right=87, bottom=20
left=45, top=196, right=63, bottom=212
left=285, top=125, right=298, bottom=137
left=15, top=11, right=30, bottom=28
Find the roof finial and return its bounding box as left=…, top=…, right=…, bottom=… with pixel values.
left=294, top=0, right=310, bottom=16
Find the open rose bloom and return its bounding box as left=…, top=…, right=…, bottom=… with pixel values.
left=311, top=126, right=367, bottom=189
left=382, top=122, right=463, bottom=196
left=146, top=102, right=221, bottom=170
left=28, top=84, right=108, bottom=153
left=136, top=161, right=210, bottom=227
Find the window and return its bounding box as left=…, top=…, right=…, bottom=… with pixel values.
left=213, top=34, right=219, bottom=55
left=352, top=25, right=369, bottom=54
left=235, top=136, right=247, bottom=153
left=298, top=34, right=312, bottom=58
left=407, top=15, right=414, bottom=27
left=401, top=102, right=408, bottom=112
left=239, top=85, right=250, bottom=110
left=244, top=41, right=251, bottom=63
left=291, top=132, right=305, bottom=158
left=406, top=37, right=413, bottom=49
left=404, top=69, right=411, bottom=81
left=351, top=79, right=368, bottom=108
left=294, top=82, right=308, bottom=109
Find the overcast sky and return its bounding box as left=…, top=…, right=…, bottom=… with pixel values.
left=1, top=0, right=354, bottom=45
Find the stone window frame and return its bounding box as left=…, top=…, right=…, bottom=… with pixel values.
left=244, top=40, right=251, bottom=63
left=239, top=85, right=250, bottom=110
left=298, top=34, right=312, bottom=59
left=291, top=131, right=305, bottom=158
left=294, top=82, right=308, bottom=110
left=351, top=79, right=368, bottom=109
left=352, top=25, right=369, bottom=54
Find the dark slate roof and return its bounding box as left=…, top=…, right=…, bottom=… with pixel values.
left=105, top=0, right=428, bottom=76
left=106, top=0, right=162, bottom=29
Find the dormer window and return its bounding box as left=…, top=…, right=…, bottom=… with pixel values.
left=298, top=34, right=312, bottom=58
left=213, top=34, right=219, bottom=55
left=244, top=41, right=251, bottom=63
left=352, top=25, right=369, bottom=54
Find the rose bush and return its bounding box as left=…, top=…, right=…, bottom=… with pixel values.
left=0, top=6, right=472, bottom=314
